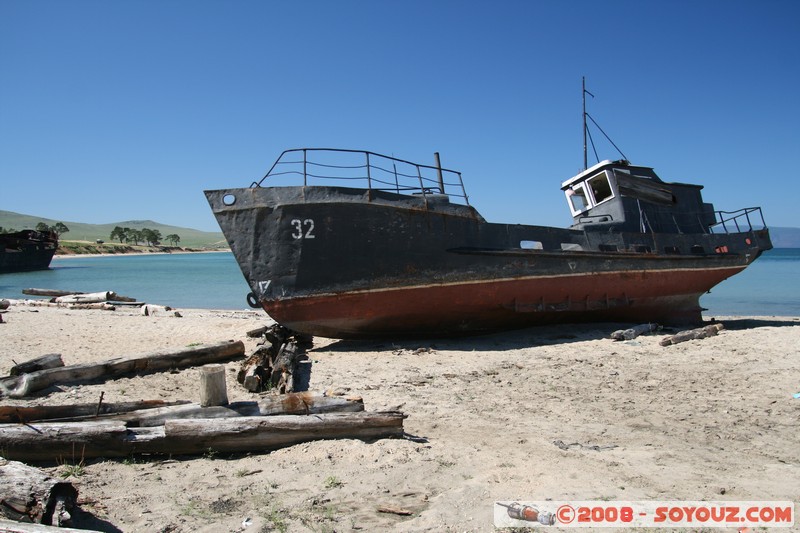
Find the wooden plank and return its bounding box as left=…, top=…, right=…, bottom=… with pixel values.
left=21, top=289, right=85, bottom=297
left=0, top=520, right=103, bottom=533
left=0, top=341, right=245, bottom=399
left=8, top=354, right=64, bottom=377
left=0, top=400, right=191, bottom=424
left=102, top=392, right=364, bottom=426
left=0, top=411, right=405, bottom=460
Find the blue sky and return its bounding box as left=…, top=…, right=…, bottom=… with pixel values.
left=2, top=0, right=798, bottom=232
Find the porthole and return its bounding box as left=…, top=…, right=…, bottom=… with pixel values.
left=223, top=194, right=236, bottom=206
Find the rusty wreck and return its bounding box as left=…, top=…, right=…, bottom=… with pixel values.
left=205, top=148, right=771, bottom=338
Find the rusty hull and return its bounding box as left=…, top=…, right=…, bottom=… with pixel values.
left=205, top=184, right=770, bottom=339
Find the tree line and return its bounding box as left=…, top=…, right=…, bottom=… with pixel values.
left=110, top=226, right=180, bottom=247
left=0, top=222, right=69, bottom=237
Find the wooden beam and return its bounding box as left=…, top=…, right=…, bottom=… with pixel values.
left=0, top=400, right=191, bottom=424
left=0, top=411, right=405, bottom=461
left=8, top=355, right=64, bottom=377
left=101, top=392, right=364, bottom=426
left=0, top=341, right=244, bottom=399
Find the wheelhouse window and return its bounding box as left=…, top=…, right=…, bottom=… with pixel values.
left=564, top=170, right=616, bottom=217
left=587, top=172, right=614, bottom=204
left=566, top=184, right=590, bottom=215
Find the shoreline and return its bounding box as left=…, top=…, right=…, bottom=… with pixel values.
left=1, top=305, right=798, bottom=531
left=52, top=248, right=231, bottom=260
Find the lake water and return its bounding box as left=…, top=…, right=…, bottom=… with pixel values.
left=0, top=252, right=253, bottom=310
left=1, top=249, right=798, bottom=316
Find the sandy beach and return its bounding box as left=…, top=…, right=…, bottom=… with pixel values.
left=1, top=303, right=798, bottom=532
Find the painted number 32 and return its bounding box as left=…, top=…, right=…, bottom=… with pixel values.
left=290, top=219, right=315, bottom=239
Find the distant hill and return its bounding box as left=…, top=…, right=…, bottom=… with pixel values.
left=0, top=210, right=227, bottom=249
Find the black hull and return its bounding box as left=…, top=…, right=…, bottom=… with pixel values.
left=0, top=231, right=58, bottom=274
left=206, top=185, right=771, bottom=339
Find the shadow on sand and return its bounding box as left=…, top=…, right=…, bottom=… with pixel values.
left=316, top=316, right=799, bottom=354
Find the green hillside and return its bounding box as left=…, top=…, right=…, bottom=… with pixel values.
left=0, top=210, right=227, bottom=249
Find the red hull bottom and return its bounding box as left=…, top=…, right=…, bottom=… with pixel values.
left=263, top=266, right=745, bottom=338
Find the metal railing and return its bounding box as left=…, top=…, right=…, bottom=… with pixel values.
left=711, top=207, right=767, bottom=234
left=251, top=148, right=470, bottom=205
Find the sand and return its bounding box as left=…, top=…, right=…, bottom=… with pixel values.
left=1, top=304, right=798, bottom=532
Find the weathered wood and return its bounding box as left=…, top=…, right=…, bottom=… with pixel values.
left=100, top=392, right=364, bottom=426
left=246, top=325, right=270, bottom=338
left=54, top=292, right=115, bottom=304
left=0, top=458, right=78, bottom=526
left=238, top=347, right=272, bottom=392
left=238, top=324, right=294, bottom=393
left=0, top=400, right=190, bottom=424
left=106, top=300, right=144, bottom=307
left=611, top=323, right=660, bottom=341
left=3, top=300, right=114, bottom=310
left=0, top=518, right=104, bottom=533
left=659, top=323, right=724, bottom=346
left=22, top=289, right=84, bottom=297
left=0, top=411, right=405, bottom=460
left=60, top=303, right=115, bottom=311
left=199, top=364, right=228, bottom=407
left=271, top=341, right=299, bottom=393
left=141, top=304, right=173, bottom=316
left=3, top=300, right=58, bottom=308
left=0, top=341, right=245, bottom=399
left=8, top=355, right=64, bottom=377
left=377, top=506, right=413, bottom=516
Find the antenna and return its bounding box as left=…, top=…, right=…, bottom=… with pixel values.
left=582, top=77, right=628, bottom=166
left=582, top=76, right=594, bottom=170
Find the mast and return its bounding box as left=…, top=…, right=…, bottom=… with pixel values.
left=583, top=77, right=587, bottom=170
left=582, top=77, right=594, bottom=170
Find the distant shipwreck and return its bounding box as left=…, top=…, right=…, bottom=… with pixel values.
left=0, top=230, right=58, bottom=274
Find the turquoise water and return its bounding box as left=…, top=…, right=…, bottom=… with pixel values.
left=0, top=249, right=798, bottom=316
left=700, top=247, right=800, bottom=317
left=0, top=252, right=253, bottom=310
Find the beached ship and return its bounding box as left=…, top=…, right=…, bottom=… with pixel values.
left=0, top=230, right=59, bottom=273
left=206, top=148, right=771, bottom=338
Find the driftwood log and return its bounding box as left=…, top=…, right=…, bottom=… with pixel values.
left=8, top=355, right=64, bottom=377
left=0, top=411, right=406, bottom=461
left=0, top=458, right=78, bottom=526
left=0, top=520, right=104, bottom=533
left=2, top=300, right=115, bottom=311
left=660, top=323, right=724, bottom=346
left=246, top=325, right=271, bottom=338
left=22, top=289, right=83, bottom=297
left=0, top=393, right=361, bottom=425
left=0, top=400, right=191, bottom=424
left=100, top=392, right=364, bottom=426
left=0, top=340, right=244, bottom=399
left=30, top=290, right=137, bottom=304
left=611, top=323, right=660, bottom=341
left=53, top=292, right=115, bottom=305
